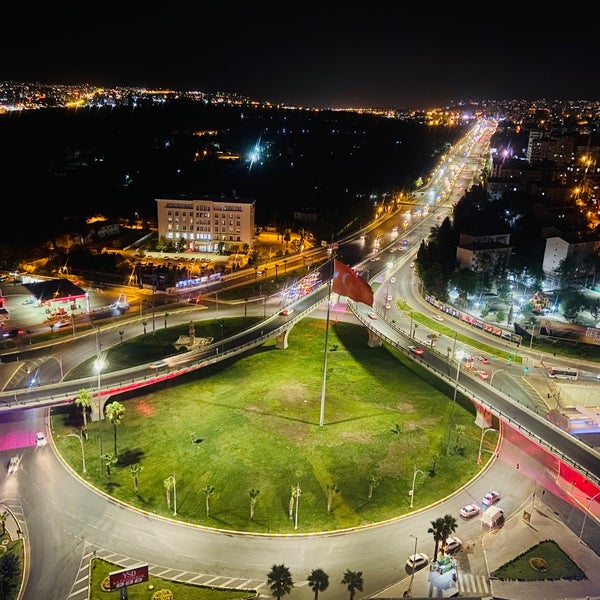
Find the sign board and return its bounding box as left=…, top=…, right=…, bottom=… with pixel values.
left=109, top=564, right=149, bottom=590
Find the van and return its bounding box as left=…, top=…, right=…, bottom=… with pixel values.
left=481, top=505, right=503, bottom=527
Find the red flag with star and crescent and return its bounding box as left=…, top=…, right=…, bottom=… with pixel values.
left=332, top=259, right=374, bottom=307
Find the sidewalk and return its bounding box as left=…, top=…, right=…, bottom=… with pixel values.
left=372, top=499, right=600, bottom=599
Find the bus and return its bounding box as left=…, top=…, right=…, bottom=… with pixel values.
left=548, top=366, right=578, bottom=381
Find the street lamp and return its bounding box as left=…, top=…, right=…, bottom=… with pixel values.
left=477, top=427, right=497, bottom=465
left=409, top=465, right=425, bottom=508
left=65, top=433, right=86, bottom=474
left=445, top=350, right=464, bottom=456
left=578, top=491, right=600, bottom=543
left=95, top=354, right=104, bottom=460
left=294, top=482, right=301, bottom=530
left=407, top=534, right=418, bottom=596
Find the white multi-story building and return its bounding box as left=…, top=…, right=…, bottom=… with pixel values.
left=156, top=194, right=256, bottom=253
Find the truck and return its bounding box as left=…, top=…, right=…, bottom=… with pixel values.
left=481, top=505, right=503, bottom=527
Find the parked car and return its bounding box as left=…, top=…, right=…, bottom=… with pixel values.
left=460, top=503, right=481, bottom=519
left=444, top=536, right=462, bottom=553
left=406, top=553, right=429, bottom=571
left=482, top=490, right=501, bottom=506
left=8, top=456, right=20, bottom=475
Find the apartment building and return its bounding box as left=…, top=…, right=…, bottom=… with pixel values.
left=156, top=194, right=256, bottom=253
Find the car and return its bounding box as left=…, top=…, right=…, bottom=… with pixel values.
left=406, top=553, right=429, bottom=571
left=463, top=357, right=474, bottom=369
left=476, top=356, right=490, bottom=364
left=444, top=536, right=462, bottom=554
left=280, top=308, right=294, bottom=316
left=35, top=432, right=47, bottom=447
left=408, top=345, right=425, bottom=356
left=460, top=503, right=481, bottom=519
left=368, top=312, right=378, bottom=320
left=387, top=294, right=393, bottom=301
left=8, top=456, right=20, bottom=475
left=434, top=315, right=444, bottom=322
left=149, top=361, right=167, bottom=369
left=475, top=370, right=489, bottom=380
left=482, top=490, right=501, bottom=506
left=409, top=261, right=415, bottom=268
left=1, top=328, right=24, bottom=339
left=385, top=303, right=391, bottom=309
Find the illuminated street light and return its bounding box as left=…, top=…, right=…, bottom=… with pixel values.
left=409, top=466, right=425, bottom=508
left=66, top=432, right=86, bottom=474
left=477, top=427, right=497, bottom=465
left=445, top=350, right=465, bottom=456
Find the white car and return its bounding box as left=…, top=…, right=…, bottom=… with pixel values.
left=406, top=552, right=429, bottom=571
left=8, top=456, right=20, bottom=475
left=444, top=536, right=462, bottom=553
left=460, top=504, right=480, bottom=519
left=482, top=490, right=501, bottom=506
left=35, top=432, right=47, bottom=447
left=434, top=315, right=444, bottom=322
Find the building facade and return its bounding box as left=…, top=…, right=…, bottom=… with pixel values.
left=156, top=195, right=256, bottom=253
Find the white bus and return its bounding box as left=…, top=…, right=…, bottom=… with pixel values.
left=548, top=366, right=578, bottom=381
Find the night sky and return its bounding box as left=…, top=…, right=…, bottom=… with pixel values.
left=5, top=7, right=600, bottom=109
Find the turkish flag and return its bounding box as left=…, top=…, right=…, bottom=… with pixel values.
left=332, top=259, right=374, bottom=307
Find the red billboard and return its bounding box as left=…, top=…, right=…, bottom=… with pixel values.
left=109, top=564, right=149, bottom=590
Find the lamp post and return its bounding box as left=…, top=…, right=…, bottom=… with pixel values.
left=578, top=491, right=600, bottom=543
left=65, top=433, right=86, bottom=474
left=407, top=534, right=418, bottom=596
left=294, top=482, right=301, bottom=530
left=46, top=355, right=63, bottom=381
left=445, top=350, right=464, bottom=456
left=94, top=354, right=104, bottom=461
left=409, top=466, right=425, bottom=508
left=477, top=427, right=497, bottom=465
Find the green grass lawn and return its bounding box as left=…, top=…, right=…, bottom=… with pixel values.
left=490, top=539, right=586, bottom=582
left=90, top=559, right=256, bottom=600
left=52, top=317, right=498, bottom=534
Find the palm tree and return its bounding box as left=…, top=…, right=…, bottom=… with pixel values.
left=249, top=488, right=260, bottom=521
left=105, top=401, right=126, bottom=456
left=340, top=569, right=363, bottom=600
left=326, top=484, right=339, bottom=513
left=101, top=453, right=117, bottom=479
left=368, top=473, right=379, bottom=500
left=130, top=464, right=143, bottom=494
left=307, top=568, right=329, bottom=600
left=164, top=476, right=174, bottom=510
left=0, top=511, right=7, bottom=535
left=428, top=514, right=458, bottom=561
left=75, top=388, right=92, bottom=437
left=204, top=485, right=215, bottom=517
left=267, top=564, right=293, bottom=600
left=0, top=552, right=21, bottom=598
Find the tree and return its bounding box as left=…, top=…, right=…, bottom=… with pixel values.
left=204, top=485, right=215, bottom=517
left=307, top=568, right=329, bottom=600
left=267, top=564, right=293, bottom=600
left=75, top=388, right=92, bottom=437
left=164, top=476, right=174, bottom=510
left=368, top=474, right=379, bottom=500
left=130, top=463, right=143, bottom=494
left=326, top=484, right=340, bottom=513
left=340, top=569, right=363, bottom=600
left=453, top=424, right=465, bottom=454
left=249, top=488, right=260, bottom=520
left=428, top=514, right=458, bottom=561
left=0, top=552, right=21, bottom=599
left=105, top=401, right=126, bottom=456
left=101, top=453, right=117, bottom=479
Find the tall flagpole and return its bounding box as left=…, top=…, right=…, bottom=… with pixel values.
left=319, top=278, right=332, bottom=427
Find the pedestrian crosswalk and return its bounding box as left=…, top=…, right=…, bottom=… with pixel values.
left=458, top=571, right=490, bottom=595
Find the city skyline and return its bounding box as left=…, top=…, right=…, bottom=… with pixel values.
left=5, top=8, right=600, bottom=110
